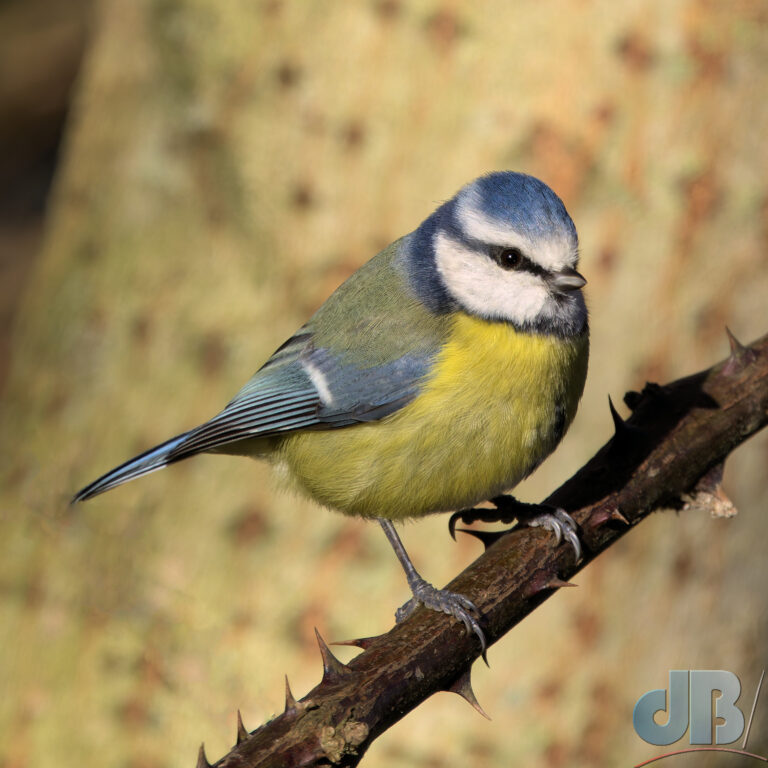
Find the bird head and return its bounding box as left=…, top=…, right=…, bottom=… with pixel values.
left=408, top=172, right=587, bottom=337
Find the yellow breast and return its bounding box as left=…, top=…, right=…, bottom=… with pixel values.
left=278, top=314, right=588, bottom=520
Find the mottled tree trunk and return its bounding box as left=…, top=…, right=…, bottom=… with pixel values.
left=1, top=2, right=767, bottom=767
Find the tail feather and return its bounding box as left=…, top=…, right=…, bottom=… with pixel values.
left=71, top=431, right=192, bottom=503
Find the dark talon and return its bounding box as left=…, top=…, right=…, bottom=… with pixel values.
left=449, top=508, right=473, bottom=540
left=448, top=496, right=582, bottom=562
left=448, top=501, right=519, bottom=540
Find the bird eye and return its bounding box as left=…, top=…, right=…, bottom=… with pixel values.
left=496, top=247, right=523, bottom=270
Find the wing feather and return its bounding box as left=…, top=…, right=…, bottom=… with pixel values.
left=72, top=237, right=450, bottom=502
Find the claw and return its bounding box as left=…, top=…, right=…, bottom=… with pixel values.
left=395, top=598, right=417, bottom=623
left=448, top=497, right=582, bottom=561
left=448, top=508, right=472, bottom=540
left=520, top=507, right=582, bottom=561
left=397, top=576, right=487, bottom=664
left=449, top=501, right=520, bottom=540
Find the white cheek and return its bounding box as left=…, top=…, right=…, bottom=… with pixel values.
left=433, top=231, right=552, bottom=325
left=456, top=189, right=576, bottom=272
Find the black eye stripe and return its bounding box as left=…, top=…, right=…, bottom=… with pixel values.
left=488, top=246, right=548, bottom=277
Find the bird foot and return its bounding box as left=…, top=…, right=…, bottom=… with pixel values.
left=516, top=505, right=582, bottom=561
left=449, top=496, right=582, bottom=561
left=396, top=576, right=487, bottom=659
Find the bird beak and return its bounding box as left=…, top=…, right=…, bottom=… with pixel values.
left=550, top=266, right=587, bottom=293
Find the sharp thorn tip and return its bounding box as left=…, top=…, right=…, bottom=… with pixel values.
left=448, top=669, right=491, bottom=720
left=196, top=743, right=211, bottom=768
left=547, top=577, right=577, bottom=589
left=331, top=636, right=377, bottom=650
left=723, top=327, right=757, bottom=373
left=610, top=508, right=630, bottom=525
left=315, top=627, right=352, bottom=682
left=725, top=326, right=746, bottom=354
left=594, top=507, right=630, bottom=527
left=284, top=674, right=298, bottom=713
left=608, top=395, right=627, bottom=434
left=236, top=709, right=248, bottom=745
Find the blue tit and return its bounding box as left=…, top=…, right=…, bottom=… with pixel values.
left=73, top=171, right=589, bottom=653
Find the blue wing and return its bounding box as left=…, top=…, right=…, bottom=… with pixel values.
left=167, top=327, right=434, bottom=457
left=72, top=237, right=448, bottom=502
left=72, top=331, right=435, bottom=502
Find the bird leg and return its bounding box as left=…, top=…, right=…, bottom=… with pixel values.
left=448, top=495, right=582, bottom=561
left=377, top=518, right=486, bottom=657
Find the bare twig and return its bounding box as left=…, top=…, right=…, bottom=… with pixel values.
left=201, top=331, right=768, bottom=768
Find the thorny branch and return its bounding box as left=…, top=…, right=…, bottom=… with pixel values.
left=198, top=330, right=768, bottom=768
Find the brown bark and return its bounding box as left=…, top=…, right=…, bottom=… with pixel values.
left=199, top=331, right=768, bottom=767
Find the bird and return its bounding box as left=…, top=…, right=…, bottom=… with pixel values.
left=73, top=171, right=589, bottom=655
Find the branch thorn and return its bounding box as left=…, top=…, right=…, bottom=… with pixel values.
left=524, top=573, right=578, bottom=598
left=609, top=508, right=630, bottom=525
left=546, top=576, right=577, bottom=589
left=332, top=636, right=378, bottom=650
left=608, top=395, right=629, bottom=436
left=315, top=627, right=353, bottom=684
left=724, top=327, right=757, bottom=374
left=236, top=709, right=248, bottom=745
left=726, top=326, right=747, bottom=356
left=196, top=743, right=211, bottom=768
left=283, top=675, right=317, bottom=719
left=592, top=507, right=630, bottom=527
left=284, top=675, right=298, bottom=714
left=447, top=669, right=491, bottom=720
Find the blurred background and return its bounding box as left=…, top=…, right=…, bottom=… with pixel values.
left=1, top=1, right=767, bottom=766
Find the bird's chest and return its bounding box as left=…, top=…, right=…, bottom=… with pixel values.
left=279, top=314, right=588, bottom=518
left=421, top=314, right=587, bottom=439
left=355, top=313, right=590, bottom=514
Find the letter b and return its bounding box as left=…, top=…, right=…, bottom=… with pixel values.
left=690, top=670, right=744, bottom=745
